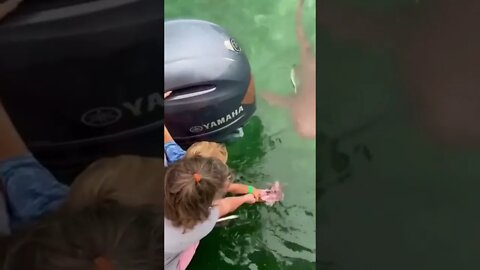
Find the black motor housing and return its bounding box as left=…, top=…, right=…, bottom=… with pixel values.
left=0, top=0, right=163, bottom=183
left=164, top=19, right=256, bottom=147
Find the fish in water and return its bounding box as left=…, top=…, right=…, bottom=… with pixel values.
left=260, top=181, right=284, bottom=206
left=0, top=0, right=22, bottom=20
left=261, top=0, right=316, bottom=139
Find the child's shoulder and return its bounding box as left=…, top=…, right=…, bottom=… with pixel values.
left=165, top=207, right=219, bottom=236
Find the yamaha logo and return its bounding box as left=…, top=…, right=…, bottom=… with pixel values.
left=230, top=38, right=241, bottom=52
left=79, top=92, right=163, bottom=127
left=225, top=38, right=241, bottom=52
left=81, top=107, right=122, bottom=127
left=189, top=126, right=204, bottom=133
left=189, top=106, right=245, bottom=133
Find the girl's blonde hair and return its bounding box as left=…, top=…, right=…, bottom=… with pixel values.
left=185, top=141, right=228, bottom=163
left=63, top=155, right=165, bottom=211
left=4, top=203, right=163, bottom=270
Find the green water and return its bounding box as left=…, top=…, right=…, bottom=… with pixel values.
left=165, top=0, right=316, bottom=269
left=318, top=1, right=480, bottom=269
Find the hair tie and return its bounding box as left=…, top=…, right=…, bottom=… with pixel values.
left=94, top=257, right=113, bottom=270
left=193, top=173, right=202, bottom=183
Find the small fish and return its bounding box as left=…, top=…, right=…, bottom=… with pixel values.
left=260, top=181, right=284, bottom=206
left=290, top=65, right=298, bottom=94
left=217, top=215, right=239, bottom=223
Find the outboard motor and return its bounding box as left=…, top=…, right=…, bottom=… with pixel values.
left=164, top=19, right=256, bottom=147
left=0, top=0, right=163, bottom=183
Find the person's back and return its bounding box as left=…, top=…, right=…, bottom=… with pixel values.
left=3, top=202, right=163, bottom=270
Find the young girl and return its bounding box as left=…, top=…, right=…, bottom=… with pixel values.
left=164, top=155, right=256, bottom=270
left=164, top=125, right=263, bottom=200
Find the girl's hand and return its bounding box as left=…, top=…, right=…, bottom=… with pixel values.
left=242, top=194, right=256, bottom=204
left=252, top=188, right=263, bottom=202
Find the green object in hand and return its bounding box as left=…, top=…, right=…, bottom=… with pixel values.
left=248, top=185, right=253, bottom=194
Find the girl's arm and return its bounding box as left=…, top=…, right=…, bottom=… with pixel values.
left=228, top=183, right=262, bottom=201
left=214, top=194, right=256, bottom=217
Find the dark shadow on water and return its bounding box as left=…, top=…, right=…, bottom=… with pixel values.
left=227, top=115, right=283, bottom=173
left=317, top=130, right=373, bottom=198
